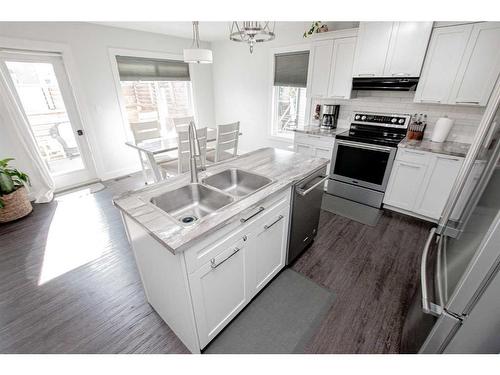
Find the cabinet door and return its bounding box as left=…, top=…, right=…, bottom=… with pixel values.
left=309, top=40, right=334, bottom=97
left=383, top=160, right=428, bottom=210
left=327, top=37, right=357, bottom=99
left=251, top=206, right=288, bottom=293
left=449, top=22, right=500, bottom=106
left=294, top=142, right=313, bottom=156
left=189, top=236, right=249, bottom=349
left=384, top=22, right=433, bottom=77
left=352, top=22, right=394, bottom=77
left=414, top=24, right=473, bottom=104
left=414, top=155, right=463, bottom=220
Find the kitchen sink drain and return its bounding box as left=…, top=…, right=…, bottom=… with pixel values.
left=180, top=215, right=198, bottom=224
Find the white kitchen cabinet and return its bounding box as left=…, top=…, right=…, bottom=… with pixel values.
left=383, top=149, right=464, bottom=221
left=308, top=40, right=334, bottom=97
left=384, top=160, right=428, bottom=211
left=415, top=22, right=500, bottom=106
left=384, top=22, right=433, bottom=77
left=189, top=235, right=249, bottom=348
left=414, top=24, right=474, bottom=104
left=294, top=133, right=334, bottom=175
left=414, top=154, right=464, bottom=219
left=352, top=22, right=394, bottom=77
left=327, top=37, right=357, bottom=99
left=449, top=22, right=500, bottom=106
left=294, top=142, right=314, bottom=157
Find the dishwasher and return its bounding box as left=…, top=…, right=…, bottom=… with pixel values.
left=287, top=166, right=328, bottom=265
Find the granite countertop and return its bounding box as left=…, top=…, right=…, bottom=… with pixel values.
left=289, top=126, right=348, bottom=138
left=113, top=148, right=329, bottom=254
left=398, top=138, right=471, bottom=158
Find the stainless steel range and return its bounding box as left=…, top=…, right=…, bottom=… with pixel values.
left=327, top=112, right=411, bottom=208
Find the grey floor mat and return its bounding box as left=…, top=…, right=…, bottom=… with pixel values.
left=321, top=193, right=382, bottom=226
left=204, top=269, right=335, bottom=354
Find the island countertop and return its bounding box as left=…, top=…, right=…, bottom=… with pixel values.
left=113, top=147, right=329, bottom=254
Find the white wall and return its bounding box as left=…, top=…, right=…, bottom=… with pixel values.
left=0, top=22, right=215, bottom=182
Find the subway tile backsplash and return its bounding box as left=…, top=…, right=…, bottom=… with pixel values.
left=312, top=91, right=485, bottom=144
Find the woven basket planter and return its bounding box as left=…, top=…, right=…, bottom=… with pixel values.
left=0, top=186, right=33, bottom=223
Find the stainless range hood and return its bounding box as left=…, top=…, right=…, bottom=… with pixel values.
left=352, top=77, right=419, bottom=91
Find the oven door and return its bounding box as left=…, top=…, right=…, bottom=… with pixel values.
left=330, top=139, right=396, bottom=192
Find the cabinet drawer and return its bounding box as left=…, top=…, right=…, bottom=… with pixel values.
left=184, top=191, right=290, bottom=274
left=396, top=148, right=432, bottom=165
left=294, top=133, right=335, bottom=149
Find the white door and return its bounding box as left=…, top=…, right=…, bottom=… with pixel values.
left=414, top=24, right=473, bottom=104
left=189, top=237, right=249, bottom=349
left=384, top=22, right=433, bottom=77
left=352, top=22, right=394, bottom=77
left=383, top=160, right=427, bottom=210
left=308, top=40, right=334, bottom=97
left=327, top=37, right=357, bottom=99
left=0, top=52, right=96, bottom=190
left=251, top=206, right=288, bottom=293
left=449, top=22, right=500, bottom=106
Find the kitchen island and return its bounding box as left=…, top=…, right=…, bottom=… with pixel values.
left=113, top=147, right=329, bottom=353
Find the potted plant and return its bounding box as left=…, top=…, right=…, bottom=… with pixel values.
left=303, top=22, right=329, bottom=38
left=0, top=158, right=32, bottom=223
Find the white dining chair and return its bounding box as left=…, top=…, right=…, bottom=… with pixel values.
left=159, top=127, right=208, bottom=178
left=130, top=120, right=177, bottom=183
left=206, top=121, right=240, bottom=163
left=172, top=116, right=195, bottom=129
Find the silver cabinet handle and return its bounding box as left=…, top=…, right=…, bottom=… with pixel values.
left=455, top=101, right=480, bottom=104
left=399, top=162, right=421, bottom=169
left=296, top=175, right=328, bottom=196
left=421, top=227, right=443, bottom=316
left=264, top=215, right=284, bottom=230
left=404, top=150, right=426, bottom=156
left=240, top=206, right=265, bottom=223
left=210, top=247, right=240, bottom=269
left=357, top=73, right=375, bottom=76
left=419, top=99, right=441, bottom=103
left=391, top=72, right=411, bottom=76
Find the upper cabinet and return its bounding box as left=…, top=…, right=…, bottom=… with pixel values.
left=415, top=22, right=500, bottom=106
left=308, top=30, right=357, bottom=99
left=352, top=22, right=433, bottom=78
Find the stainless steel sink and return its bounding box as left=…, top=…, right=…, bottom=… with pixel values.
left=202, top=168, right=272, bottom=197
left=150, top=183, right=234, bottom=224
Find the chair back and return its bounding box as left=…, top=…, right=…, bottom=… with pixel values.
left=176, top=127, right=208, bottom=174
left=214, top=122, right=240, bottom=162
left=172, top=116, right=195, bottom=129
left=130, top=120, right=161, bottom=143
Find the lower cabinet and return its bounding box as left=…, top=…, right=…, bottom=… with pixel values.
left=294, top=133, right=334, bottom=178
left=383, top=148, right=464, bottom=221
left=187, top=193, right=289, bottom=349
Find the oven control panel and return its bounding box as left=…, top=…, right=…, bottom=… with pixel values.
left=352, top=113, right=411, bottom=129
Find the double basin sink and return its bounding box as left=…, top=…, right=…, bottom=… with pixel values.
left=150, top=168, right=272, bottom=225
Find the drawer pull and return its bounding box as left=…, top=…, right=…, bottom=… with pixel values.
left=308, top=135, right=321, bottom=139
left=264, top=215, right=284, bottom=230
left=404, top=150, right=426, bottom=156
left=210, top=247, right=240, bottom=269
left=240, top=206, right=265, bottom=222
left=419, top=99, right=441, bottom=103
left=399, top=162, right=421, bottom=169
left=455, top=101, right=480, bottom=105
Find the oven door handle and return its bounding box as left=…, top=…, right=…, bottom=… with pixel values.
left=336, top=139, right=393, bottom=153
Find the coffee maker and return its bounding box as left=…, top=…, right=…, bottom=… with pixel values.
left=321, top=105, right=340, bottom=129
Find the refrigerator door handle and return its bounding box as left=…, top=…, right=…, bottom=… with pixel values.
left=421, top=227, right=444, bottom=317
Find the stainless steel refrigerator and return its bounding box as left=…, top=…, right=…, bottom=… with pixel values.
left=401, top=79, right=500, bottom=354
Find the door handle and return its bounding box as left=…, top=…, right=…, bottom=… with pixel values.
left=264, top=215, right=284, bottom=230
left=210, top=247, right=240, bottom=269
left=296, top=175, right=328, bottom=196
left=421, top=227, right=443, bottom=317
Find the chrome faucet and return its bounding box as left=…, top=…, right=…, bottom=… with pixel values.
left=187, top=121, right=205, bottom=183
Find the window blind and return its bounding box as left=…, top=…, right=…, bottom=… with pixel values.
left=274, top=51, right=310, bottom=88
left=116, top=56, right=190, bottom=81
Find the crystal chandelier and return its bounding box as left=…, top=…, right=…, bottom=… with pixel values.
left=229, top=22, right=276, bottom=54
left=183, top=21, right=213, bottom=64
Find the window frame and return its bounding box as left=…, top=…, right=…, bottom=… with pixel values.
left=108, top=47, right=198, bottom=143
left=268, top=43, right=312, bottom=143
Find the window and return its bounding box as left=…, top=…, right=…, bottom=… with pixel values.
left=116, top=56, right=194, bottom=138
left=271, top=50, right=309, bottom=139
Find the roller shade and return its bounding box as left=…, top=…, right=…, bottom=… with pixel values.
left=116, top=56, right=190, bottom=81
left=274, top=51, right=309, bottom=88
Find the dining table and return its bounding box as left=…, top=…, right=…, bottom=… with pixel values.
left=125, top=127, right=241, bottom=183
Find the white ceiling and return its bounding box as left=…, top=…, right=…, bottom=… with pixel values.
left=94, top=22, right=316, bottom=42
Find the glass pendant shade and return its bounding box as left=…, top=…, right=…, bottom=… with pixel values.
left=184, top=21, right=213, bottom=64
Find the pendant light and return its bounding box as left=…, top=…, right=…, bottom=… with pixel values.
left=184, top=21, right=213, bottom=64
left=229, top=21, right=275, bottom=53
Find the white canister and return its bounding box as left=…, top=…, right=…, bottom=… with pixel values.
left=431, top=116, right=455, bottom=143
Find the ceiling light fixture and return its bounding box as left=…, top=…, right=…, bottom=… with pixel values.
left=229, top=21, right=276, bottom=54
left=183, top=21, right=213, bottom=64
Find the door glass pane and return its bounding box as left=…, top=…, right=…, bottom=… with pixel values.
left=333, top=145, right=389, bottom=185
left=6, top=61, right=84, bottom=175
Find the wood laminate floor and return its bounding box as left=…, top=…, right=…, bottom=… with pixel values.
left=0, top=174, right=431, bottom=353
